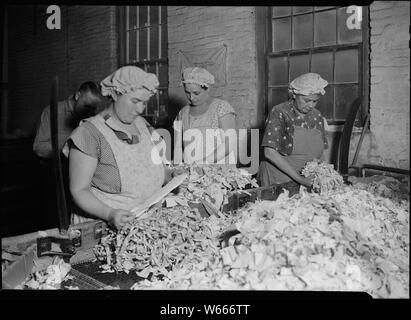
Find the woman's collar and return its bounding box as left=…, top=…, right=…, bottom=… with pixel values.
left=103, top=113, right=133, bottom=140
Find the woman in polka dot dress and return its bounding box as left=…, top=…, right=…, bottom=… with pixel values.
left=173, top=67, right=237, bottom=165
left=257, top=73, right=329, bottom=188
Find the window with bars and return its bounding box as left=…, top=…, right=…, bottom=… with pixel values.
left=267, top=6, right=368, bottom=125
left=118, top=6, right=168, bottom=125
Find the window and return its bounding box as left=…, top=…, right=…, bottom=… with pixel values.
left=267, top=6, right=369, bottom=125
left=118, top=6, right=168, bottom=125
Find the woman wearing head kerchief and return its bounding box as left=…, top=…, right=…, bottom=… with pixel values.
left=173, top=67, right=237, bottom=165
left=64, top=66, right=168, bottom=229
left=257, top=73, right=329, bottom=188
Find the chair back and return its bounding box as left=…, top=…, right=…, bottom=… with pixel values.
left=338, top=97, right=362, bottom=176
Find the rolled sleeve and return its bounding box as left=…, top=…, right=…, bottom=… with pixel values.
left=67, top=122, right=101, bottom=159
left=217, top=100, right=237, bottom=119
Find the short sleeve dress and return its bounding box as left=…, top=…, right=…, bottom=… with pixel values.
left=174, top=98, right=237, bottom=164
left=257, top=100, right=328, bottom=186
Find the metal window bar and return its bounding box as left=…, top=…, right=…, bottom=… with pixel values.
left=147, top=6, right=150, bottom=61
left=273, top=6, right=336, bottom=19
left=136, top=6, right=139, bottom=61
left=268, top=42, right=361, bottom=57
left=124, top=6, right=168, bottom=119
left=125, top=6, right=129, bottom=63
left=159, top=6, right=162, bottom=59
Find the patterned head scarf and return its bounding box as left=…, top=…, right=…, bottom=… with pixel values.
left=100, top=66, right=159, bottom=101
left=289, top=73, right=328, bottom=96
left=181, top=67, right=215, bottom=88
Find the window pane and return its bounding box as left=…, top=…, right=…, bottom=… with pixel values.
left=268, top=87, right=289, bottom=110
left=128, top=30, right=137, bottom=63
left=272, top=7, right=291, bottom=17
left=268, top=56, right=288, bottom=85
left=311, top=51, right=333, bottom=83
left=149, top=6, right=159, bottom=25
left=159, top=62, right=168, bottom=87
left=161, top=6, right=167, bottom=23
left=289, top=54, right=309, bottom=81
left=139, top=29, right=148, bottom=61
left=150, top=25, right=159, bottom=59
left=147, top=64, right=158, bottom=116
left=335, top=49, right=358, bottom=82
left=139, top=6, right=148, bottom=27
left=314, top=10, right=336, bottom=47
left=337, top=7, right=362, bottom=44
left=147, top=63, right=157, bottom=75
left=159, top=89, right=168, bottom=113
left=334, top=84, right=359, bottom=120
left=293, top=7, right=312, bottom=14
left=273, top=17, right=291, bottom=51
left=316, top=84, right=334, bottom=119
left=147, top=93, right=157, bottom=115
left=128, top=6, right=137, bottom=29
left=314, top=6, right=335, bottom=11
left=292, top=14, right=313, bottom=49
left=161, top=24, right=168, bottom=59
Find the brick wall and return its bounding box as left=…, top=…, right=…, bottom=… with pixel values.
left=6, top=4, right=410, bottom=169
left=7, top=5, right=117, bottom=135
left=348, top=1, right=410, bottom=170
left=369, top=1, right=410, bottom=169
left=167, top=6, right=258, bottom=129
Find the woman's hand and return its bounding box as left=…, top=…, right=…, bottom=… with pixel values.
left=297, top=175, right=313, bottom=188
left=107, top=209, right=134, bottom=230
left=171, top=167, right=186, bottom=177
left=171, top=167, right=190, bottom=192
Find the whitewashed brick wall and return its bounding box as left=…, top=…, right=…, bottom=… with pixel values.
left=345, top=1, right=410, bottom=170
left=167, top=6, right=258, bottom=129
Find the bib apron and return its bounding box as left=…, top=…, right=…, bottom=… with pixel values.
left=71, top=115, right=164, bottom=224
left=258, top=125, right=324, bottom=187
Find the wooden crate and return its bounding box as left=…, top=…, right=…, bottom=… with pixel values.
left=223, top=181, right=300, bottom=212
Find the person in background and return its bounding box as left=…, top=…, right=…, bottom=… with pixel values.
left=173, top=67, right=237, bottom=165
left=33, top=81, right=105, bottom=159
left=65, top=66, right=171, bottom=230
left=33, top=82, right=105, bottom=229
left=257, top=73, right=329, bottom=188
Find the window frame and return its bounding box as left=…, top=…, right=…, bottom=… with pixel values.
left=265, top=6, right=369, bottom=126
left=117, top=6, right=169, bottom=124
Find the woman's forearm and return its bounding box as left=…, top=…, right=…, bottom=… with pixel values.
left=264, top=147, right=304, bottom=183
left=71, top=187, right=112, bottom=221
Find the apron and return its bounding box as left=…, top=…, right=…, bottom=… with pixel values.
left=71, top=115, right=165, bottom=224
left=258, top=126, right=324, bottom=187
